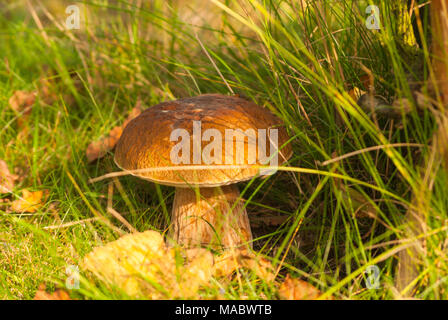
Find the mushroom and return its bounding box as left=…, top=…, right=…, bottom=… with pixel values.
left=114, top=94, right=292, bottom=249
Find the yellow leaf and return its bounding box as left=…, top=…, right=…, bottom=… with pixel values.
left=348, top=86, right=366, bottom=101
left=278, top=274, right=330, bottom=300
left=213, top=249, right=275, bottom=281
left=10, top=189, right=47, bottom=213
left=82, top=231, right=214, bottom=299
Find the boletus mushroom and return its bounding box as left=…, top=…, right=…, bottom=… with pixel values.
left=115, top=94, right=292, bottom=249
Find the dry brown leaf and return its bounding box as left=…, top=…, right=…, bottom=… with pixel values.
left=83, top=232, right=282, bottom=299
left=359, top=74, right=373, bottom=91
left=86, top=125, right=123, bottom=162
left=37, top=77, right=59, bottom=106
left=124, top=105, right=143, bottom=125
left=36, top=70, right=82, bottom=107
left=8, top=90, right=36, bottom=112
left=183, top=248, right=214, bottom=287
left=213, top=249, right=275, bottom=282
left=0, top=160, right=17, bottom=194
left=348, top=86, right=366, bottom=101
left=86, top=106, right=143, bottom=162
left=10, top=189, right=48, bottom=213
left=82, top=231, right=214, bottom=299
left=278, top=274, right=329, bottom=300
left=212, top=251, right=240, bottom=278
left=9, top=90, right=37, bottom=128
left=33, top=284, right=71, bottom=300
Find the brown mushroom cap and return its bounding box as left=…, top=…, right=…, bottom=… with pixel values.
left=114, top=94, right=292, bottom=187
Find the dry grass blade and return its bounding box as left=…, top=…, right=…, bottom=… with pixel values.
left=43, top=217, right=100, bottom=230
left=319, top=143, right=424, bottom=166
left=107, top=183, right=137, bottom=233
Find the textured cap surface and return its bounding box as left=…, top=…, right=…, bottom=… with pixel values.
left=114, top=94, right=292, bottom=187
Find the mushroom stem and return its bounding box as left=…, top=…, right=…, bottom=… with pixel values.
left=170, top=185, right=253, bottom=249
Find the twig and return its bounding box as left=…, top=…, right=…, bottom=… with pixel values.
left=65, top=170, right=125, bottom=236
left=107, top=183, right=137, bottom=233
left=43, top=218, right=100, bottom=230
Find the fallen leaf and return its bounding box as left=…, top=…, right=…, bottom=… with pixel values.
left=33, top=284, right=71, bottom=300
left=37, top=77, right=59, bottom=106
left=82, top=230, right=214, bottom=299
left=82, top=231, right=334, bottom=299
left=86, top=125, right=123, bottom=162
left=348, top=86, right=366, bottom=101
left=183, top=248, right=214, bottom=286
left=8, top=90, right=37, bottom=128
left=359, top=74, right=372, bottom=91
left=10, top=189, right=48, bottom=213
left=278, top=274, right=329, bottom=300
left=36, top=69, right=82, bottom=107
left=213, top=249, right=275, bottom=282
left=8, top=90, right=36, bottom=112
left=86, top=105, right=143, bottom=162
left=0, top=160, right=17, bottom=193
left=124, top=104, right=143, bottom=125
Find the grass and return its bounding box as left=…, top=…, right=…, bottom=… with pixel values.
left=1, top=0, right=447, bottom=299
